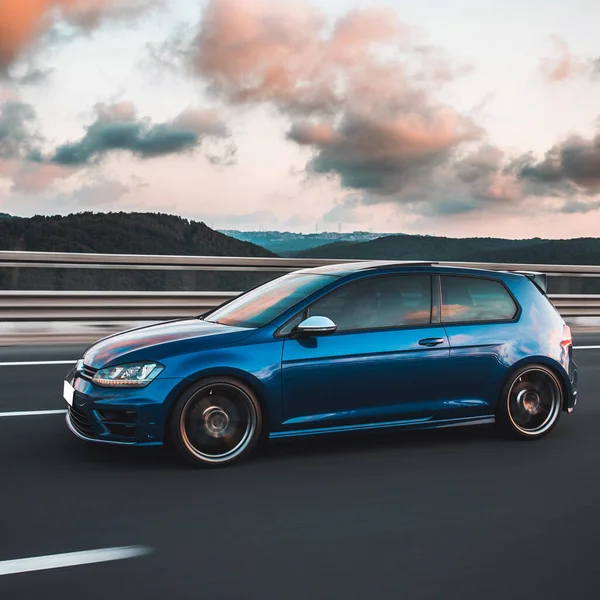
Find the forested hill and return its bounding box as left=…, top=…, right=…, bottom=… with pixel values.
left=0, top=212, right=276, bottom=292
left=0, top=212, right=275, bottom=257
left=295, top=234, right=600, bottom=265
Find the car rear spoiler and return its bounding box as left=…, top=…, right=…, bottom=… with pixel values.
left=514, top=271, right=548, bottom=293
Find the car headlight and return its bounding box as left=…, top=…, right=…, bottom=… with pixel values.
left=92, top=362, right=164, bottom=387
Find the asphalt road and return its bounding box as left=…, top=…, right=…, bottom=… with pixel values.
left=1, top=336, right=599, bottom=599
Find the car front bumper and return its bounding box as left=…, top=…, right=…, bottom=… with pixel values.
left=64, top=369, right=188, bottom=445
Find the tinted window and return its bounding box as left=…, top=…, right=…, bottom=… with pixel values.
left=308, top=274, right=432, bottom=332
left=204, top=273, right=336, bottom=328
left=441, top=276, right=517, bottom=323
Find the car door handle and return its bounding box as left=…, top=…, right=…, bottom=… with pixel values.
left=418, top=337, right=445, bottom=347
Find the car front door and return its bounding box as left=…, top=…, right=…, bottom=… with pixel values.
left=279, top=273, right=451, bottom=434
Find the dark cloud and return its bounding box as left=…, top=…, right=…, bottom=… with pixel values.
left=516, top=134, right=600, bottom=194
left=0, top=98, right=232, bottom=192
left=50, top=103, right=230, bottom=166
left=288, top=109, right=480, bottom=196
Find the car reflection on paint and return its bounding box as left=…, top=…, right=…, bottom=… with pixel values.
left=62, top=261, right=578, bottom=468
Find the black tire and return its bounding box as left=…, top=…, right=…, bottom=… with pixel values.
left=496, top=364, right=563, bottom=440
left=168, top=376, right=262, bottom=468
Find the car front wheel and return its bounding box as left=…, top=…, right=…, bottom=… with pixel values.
left=497, top=364, right=563, bottom=439
left=168, top=377, right=262, bottom=467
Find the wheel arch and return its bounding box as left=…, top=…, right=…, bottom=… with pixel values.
left=498, top=356, right=570, bottom=413
left=162, top=367, right=273, bottom=443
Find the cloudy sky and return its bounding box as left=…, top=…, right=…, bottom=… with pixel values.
left=1, top=0, right=599, bottom=238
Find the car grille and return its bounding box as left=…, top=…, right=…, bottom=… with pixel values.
left=78, top=364, right=97, bottom=382
left=68, top=405, right=94, bottom=438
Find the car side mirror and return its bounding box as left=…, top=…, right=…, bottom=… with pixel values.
left=293, top=316, right=337, bottom=337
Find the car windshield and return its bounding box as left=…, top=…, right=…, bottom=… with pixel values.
left=203, top=272, right=337, bottom=328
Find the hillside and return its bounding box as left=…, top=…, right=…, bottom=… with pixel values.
left=0, top=212, right=275, bottom=256
left=220, top=229, right=399, bottom=255
left=295, top=234, right=600, bottom=264
left=0, top=212, right=277, bottom=291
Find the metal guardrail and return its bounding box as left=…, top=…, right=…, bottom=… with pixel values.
left=0, top=251, right=334, bottom=271
left=0, top=291, right=600, bottom=321
left=3, top=251, right=600, bottom=320
left=3, top=250, right=600, bottom=276
left=1, top=291, right=598, bottom=321
left=549, top=295, right=600, bottom=317
left=0, top=291, right=237, bottom=321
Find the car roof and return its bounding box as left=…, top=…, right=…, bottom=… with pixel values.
left=297, top=260, right=437, bottom=276
left=296, top=260, right=523, bottom=281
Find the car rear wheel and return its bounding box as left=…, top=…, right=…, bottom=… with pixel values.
left=497, top=365, right=562, bottom=439
left=169, top=377, right=262, bottom=467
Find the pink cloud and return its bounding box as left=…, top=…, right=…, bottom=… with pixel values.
left=191, top=0, right=413, bottom=115
left=540, top=36, right=594, bottom=83
left=172, top=108, right=228, bottom=136
left=0, top=0, right=157, bottom=70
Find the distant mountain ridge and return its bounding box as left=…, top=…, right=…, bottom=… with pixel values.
left=220, top=229, right=402, bottom=255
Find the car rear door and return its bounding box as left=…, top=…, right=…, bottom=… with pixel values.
left=279, top=273, right=451, bottom=434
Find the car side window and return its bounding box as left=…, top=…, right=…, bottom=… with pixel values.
left=307, top=274, right=432, bottom=332
left=441, top=276, right=518, bottom=323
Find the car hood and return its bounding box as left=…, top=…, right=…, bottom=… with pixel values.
left=83, top=318, right=254, bottom=369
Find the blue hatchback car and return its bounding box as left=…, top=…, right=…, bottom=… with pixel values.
left=63, top=261, right=578, bottom=467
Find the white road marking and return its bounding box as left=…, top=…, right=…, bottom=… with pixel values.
left=0, top=360, right=76, bottom=367
left=0, top=410, right=67, bottom=418
left=0, top=546, right=153, bottom=577
left=574, top=345, right=600, bottom=350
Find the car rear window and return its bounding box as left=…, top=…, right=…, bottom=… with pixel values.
left=441, top=276, right=518, bottom=323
